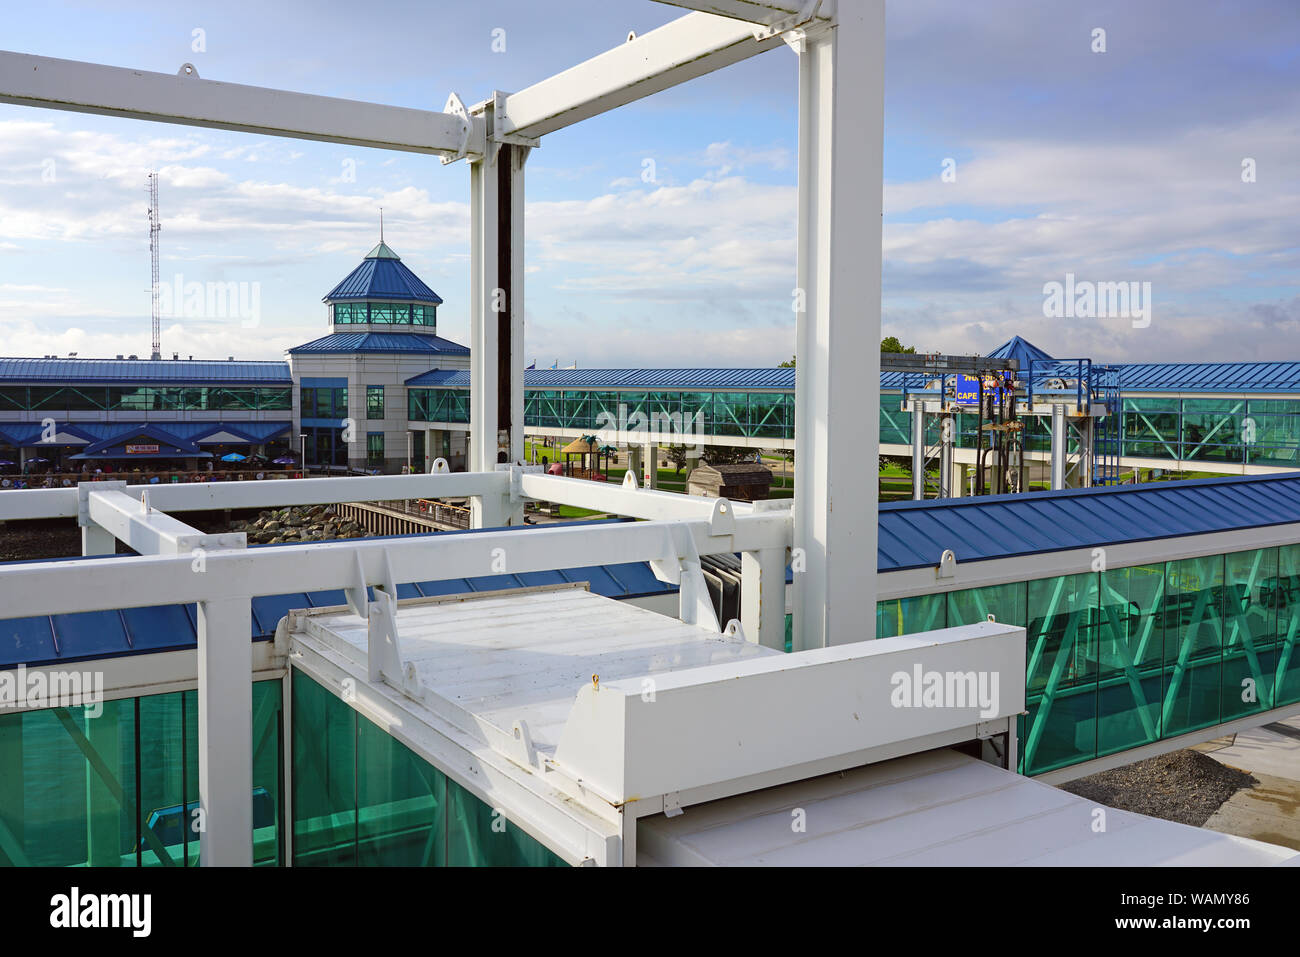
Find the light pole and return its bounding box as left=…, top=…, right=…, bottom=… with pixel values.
left=406, top=431, right=412, bottom=474
left=299, top=433, right=307, bottom=476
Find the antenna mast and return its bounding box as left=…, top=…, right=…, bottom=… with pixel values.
left=148, top=171, right=161, bottom=360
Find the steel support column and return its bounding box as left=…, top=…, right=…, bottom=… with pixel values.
left=468, top=107, right=527, bottom=527
left=791, top=3, right=885, bottom=649
left=911, top=403, right=925, bottom=501
left=741, top=546, right=788, bottom=651
left=196, top=595, right=252, bottom=867
left=939, top=415, right=954, bottom=499
left=1050, top=404, right=1066, bottom=491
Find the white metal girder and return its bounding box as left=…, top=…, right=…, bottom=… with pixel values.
left=85, top=487, right=245, bottom=556
left=0, top=50, right=478, bottom=155
left=791, top=1, right=885, bottom=649
left=0, top=513, right=791, bottom=620
left=653, top=1, right=831, bottom=28
left=497, top=13, right=787, bottom=140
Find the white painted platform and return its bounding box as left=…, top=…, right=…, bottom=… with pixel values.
left=297, top=584, right=780, bottom=751
left=636, top=748, right=1300, bottom=866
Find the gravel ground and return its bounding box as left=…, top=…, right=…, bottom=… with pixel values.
left=1060, top=749, right=1258, bottom=826
left=0, top=511, right=261, bottom=563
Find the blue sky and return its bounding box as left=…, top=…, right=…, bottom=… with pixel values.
left=0, top=0, right=1297, bottom=366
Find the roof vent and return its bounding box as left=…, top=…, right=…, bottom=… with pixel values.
left=128, top=354, right=138, bottom=360
left=228, top=356, right=234, bottom=361
left=188, top=355, right=193, bottom=360
left=116, top=354, right=124, bottom=359
left=173, top=353, right=179, bottom=360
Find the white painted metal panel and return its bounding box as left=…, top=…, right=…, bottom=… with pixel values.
left=637, top=748, right=1300, bottom=866
left=553, top=620, right=1025, bottom=803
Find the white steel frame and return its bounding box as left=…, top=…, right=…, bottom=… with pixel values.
left=0, top=0, right=884, bottom=865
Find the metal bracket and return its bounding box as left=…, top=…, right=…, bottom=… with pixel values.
left=345, top=549, right=370, bottom=619
left=708, top=497, right=736, bottom=537
left=754, top=0, right=826, bottom=47
left=976, top=719, right=1004, bottom=740
left=177, top=62, right=199, bottom=78
left=937, top=548, right=957, bottom=580
left=723, top=619, right=746, bottom=642
left=510, top=719, right=538, bottom=769
left=490, top=89, right=541, bottom=149
left=439, top=91, right=477, bottom=165
left=663, top=792, right=684, bottom=818
left=622, top=469, right=639, bottom=490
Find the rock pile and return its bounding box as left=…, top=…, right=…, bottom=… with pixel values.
left=233, top=505, right=366, bottom=545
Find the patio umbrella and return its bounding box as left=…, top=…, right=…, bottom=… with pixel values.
left=220, top=452, right=247, bottom=463
left=26, top=457, right=49, bottom=464
left=272, top=456, right=297, bottom=465
left=0, top=459, right=14, bottom=467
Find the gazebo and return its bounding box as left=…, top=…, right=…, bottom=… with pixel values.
left=560, top=435, right=611, bottom=481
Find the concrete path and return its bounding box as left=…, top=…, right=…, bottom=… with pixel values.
left=1197, top=718, right=1300, bottom=851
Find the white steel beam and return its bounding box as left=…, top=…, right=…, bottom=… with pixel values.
left=519, top=471, right=761, bottom=522
left=196, top=596, right=253, bottom=867
left=0, top=51, right=476, bottom=155
left=498, top=13, right=786, bottom=139
left=87, top=488, right=244, bottom=556
left=791, top=3, right=885, bottom=649
left=0, top=516, right=791, bottom=619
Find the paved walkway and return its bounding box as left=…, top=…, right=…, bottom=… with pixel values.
left=1195, top=717, right=1300, bottom=851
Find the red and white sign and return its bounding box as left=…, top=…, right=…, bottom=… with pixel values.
left=125, top=444, right=160, bottom=455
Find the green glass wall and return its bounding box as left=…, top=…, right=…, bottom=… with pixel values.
left=0, top=385, right=290, bottom=413
left=331, top=301, right=437, bottom=327
left=877, top=544, right=1300, bottom=776
left=0, top=681, right=282, bottom=867
left=291, top=669, right=566, bottom=867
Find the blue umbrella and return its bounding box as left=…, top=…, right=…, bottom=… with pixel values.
left=220, top=452, right=247, bottom=463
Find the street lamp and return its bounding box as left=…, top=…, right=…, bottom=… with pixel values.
left=299, top=433, right=307, bottom=475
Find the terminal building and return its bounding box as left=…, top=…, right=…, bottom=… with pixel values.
left=2, top=243, right=1300, bottom=486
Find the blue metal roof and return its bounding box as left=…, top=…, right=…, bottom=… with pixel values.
left=878, top=472, right=1300, bottom=572
left=0, top=357, right=291, bottom=384
left=987, top=335, right=1054, bottom=367
left=1110, top=361, right=1300, bottom=393
left=288, top=332, right=468, bottom=356
left=0, top=421, right=291, bottom=448
left=323, top=244, right=444, bottom=303
left=0, top=519, right=674, bottom=669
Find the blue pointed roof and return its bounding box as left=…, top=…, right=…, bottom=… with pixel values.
left=987, top=336, right=1054, bottom=369
left=323, top=243, right=444, bottom=304
left=289, top=332, right=468, bottom=356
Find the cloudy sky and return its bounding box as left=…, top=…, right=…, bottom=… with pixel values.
left=1, top=0, right=1297, bottom=367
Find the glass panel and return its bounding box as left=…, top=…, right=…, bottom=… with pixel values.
left=0, top=700, right=137, bottom=867
left=1023, top=573, right=1100, bottom=774
left=357, top=719, right=443, bottom=865
left=1275, top=545, right=1300, bottom=707
left=250, top=681, right=283, bottom=867
left=1221, top=548, right=1278, bottom=720
left=877, top=594, right=946, bottom=639
left=445, top=778, right=565, bottom=866
left=292, top=670, right=357, bottom=866
left=1162, top=555, right=1225, bottom=737
left=137, top=692, right=187, bottom=866
left=366, top=385, right=385, bottom=420
left=947, top=582, right=1027, bottom=629
left=1097, top=564, right=1164, bottom=756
